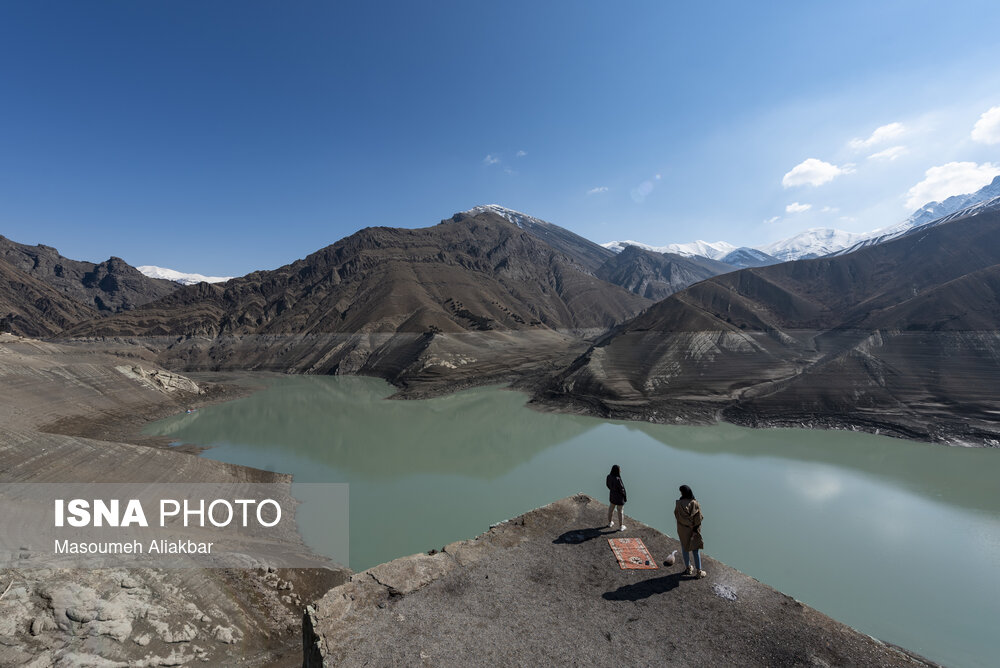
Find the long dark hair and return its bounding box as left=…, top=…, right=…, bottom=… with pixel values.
left=609, top=464, right=621, bottom=477
left=679, top=484, right=695, bottom=500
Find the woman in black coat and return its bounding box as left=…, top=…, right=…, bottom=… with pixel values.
left=606, top=464, right=627, bottom=531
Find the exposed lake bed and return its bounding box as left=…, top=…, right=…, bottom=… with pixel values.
left=146, top=373, right=1000, bottom=668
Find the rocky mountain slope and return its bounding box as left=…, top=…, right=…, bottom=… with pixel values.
left=0, top=258, right=100, bottom=337
left=470, top=205, right=732, bottom=300
left=0, top=235, right=177, bottom=312
left=594, top=245, right=731, bottom=300
left=467, top=205, right=615, bottom=272
left=64, top=210, right=650, bottom=380
left=542, top=201, right=1000, bottom=444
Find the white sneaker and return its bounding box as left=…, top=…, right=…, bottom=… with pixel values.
left=619, top=525, right=627, bottom=531
left=608, top=521, right=615, bottom=528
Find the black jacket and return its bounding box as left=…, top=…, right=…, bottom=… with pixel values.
left=606, top=474, right=627, bottom=505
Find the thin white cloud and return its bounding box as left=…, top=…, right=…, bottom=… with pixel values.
left=483, top=154, right=500, bottom=165
left=868, top=145, right=907, bottom=161
left=820, top=206, right=839, bottom=213
left=630, top=175, right=659, bottom=203
left=904, top=161, right=1000, bottom=210
left=516, top=150, right=527, bottom=157
left=849, top=122, right=905, bottom=150
left=782, top=158, right=853, bottom=188
left=786, top=202, right=812, bottom=213
left=971, top=106, right=1000, bottom=144
left=587, top=186, right=609, bottom=195
left=763, top=216, right=780, bottom=224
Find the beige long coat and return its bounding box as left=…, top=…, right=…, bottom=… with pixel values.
left=674, top=498, right=704, bottom=551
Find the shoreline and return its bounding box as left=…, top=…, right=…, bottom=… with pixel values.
left=47, top=334, right=1000, bottom=449
left=0, top=340, right=351, bottom=665
left=529, top=388, right=1000, bottom=448
left=40, top=371, right=276, bottom=459
left=84, top=362, right=1000, bottom=454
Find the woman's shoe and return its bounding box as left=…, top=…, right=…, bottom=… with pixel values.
left=619, top=525, right=627, bottom=531
left=684, top=565, right=694, bottom=576
left=608, top=521, right=615, bottom=528
left=695, top=570, right=707, bottom=579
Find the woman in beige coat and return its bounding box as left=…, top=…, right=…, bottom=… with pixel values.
left=674, top=484, right=706, bottom=578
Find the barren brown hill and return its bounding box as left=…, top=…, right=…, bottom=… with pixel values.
left=64, top=211, right=650, bottom=382
left=542, top=204, right=1000, bottom=444
left=0, top=258, right=98, bottom=337
left=0, top=235, right=177, bottom=312
left=595, top=244, right=732, bottom=300
left=466, top=204, right=616, bottom=272
left=469, top=206, right=732, bottom=301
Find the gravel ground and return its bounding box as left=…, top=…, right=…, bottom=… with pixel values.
left=306, top=494, right=937, bottom=668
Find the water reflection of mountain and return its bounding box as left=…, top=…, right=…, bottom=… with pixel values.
left=147, top=376, right=596, bottom=479
left=148, top=410, right=203, bottom=435
left=622, top=421, right=1000, bottom=515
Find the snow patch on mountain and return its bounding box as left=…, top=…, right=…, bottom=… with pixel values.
left=839, top=175, right=1000, bottom=253
left=606, top=175, right=1000, bottom=264
left=137, top=265, right=234, bottom=285
left=719, top=247, right=778, bottom=268
left=601, top=239, right=737, bottom=260
left=759, top=228, right=865, bottom=262
left=837, top=193, right=1000, bottom=255
left=468, top=204, right=546, bottom=230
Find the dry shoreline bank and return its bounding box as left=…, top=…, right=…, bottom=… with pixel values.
left=50, top=332, right=1000, bottom=448
left=0, top=336, right=350, bottom=666
left=530, top=390, right=1000, bottom=448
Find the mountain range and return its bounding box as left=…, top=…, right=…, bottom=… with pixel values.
left=0, top=235, right=178, bottom=336
left=603, top=175, right=1000, bottom=265
left=3, top=188, right=999, bottom=443
left=59, top=210, right=650, bottom=381
left=544, top=197, right=1000, bottom=443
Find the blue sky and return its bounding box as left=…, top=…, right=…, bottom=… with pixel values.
left=2, top=1, right=999, bottom=275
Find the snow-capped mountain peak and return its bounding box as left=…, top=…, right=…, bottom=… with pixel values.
left=719, top=247, right=778, bottom=268
left=137, top=265, right=234, bottom=286
left=467, top=204, right=543, bottom=229
left=601, top=239, right=737, bottom=260
left=758, top=228, right=864, bottom=262
left=835, top=175, right=1000, bottom=255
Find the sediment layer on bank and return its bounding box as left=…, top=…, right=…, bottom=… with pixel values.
left=0, top=335, right=349, bottom=666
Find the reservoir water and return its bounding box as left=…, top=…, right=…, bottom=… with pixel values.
left=146, top=374, right=1000, bottom=667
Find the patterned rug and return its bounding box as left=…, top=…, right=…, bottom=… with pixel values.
left=608, top=537, right=658, bottom=570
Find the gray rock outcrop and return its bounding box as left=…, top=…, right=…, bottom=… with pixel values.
left=304, top=495, right=934, bottom=667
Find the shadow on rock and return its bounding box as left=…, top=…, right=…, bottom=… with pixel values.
left=553, top=527, right=615, bottom=544
left=602, top=573, right=683, bottom=601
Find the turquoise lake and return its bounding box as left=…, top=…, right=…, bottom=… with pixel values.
left=145, top=374, right=1000, bottom=668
